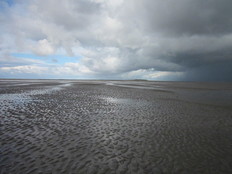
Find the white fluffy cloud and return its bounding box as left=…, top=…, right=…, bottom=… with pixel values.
left=1, top=65, right=48, bottom=74
left=0, top=0, right=232, bottom=80
left=33, top=39, right=55, bottom=56
left=0, top=62, right=93, bottom=79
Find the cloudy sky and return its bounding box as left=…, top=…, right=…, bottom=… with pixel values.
left=0, top=0, right=232, bottom=81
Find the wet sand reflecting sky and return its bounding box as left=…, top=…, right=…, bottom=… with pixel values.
left=1, top=80, right=232, bottom=174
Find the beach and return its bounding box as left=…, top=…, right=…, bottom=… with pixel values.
left=1, top=80, right=232, bottom=174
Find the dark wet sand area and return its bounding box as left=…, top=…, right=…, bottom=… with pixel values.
left=1, top=80, right=232, bottom=174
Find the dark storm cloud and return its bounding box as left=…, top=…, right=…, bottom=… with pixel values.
left=128, top=0, right=232, bottom=81
left=141, top=0, right=232, bottom=36
left=180, top=61, right=232, bottom=82
left=163, top=50, right=232, bottom=81
left=1, top=0, right=232, bottom=81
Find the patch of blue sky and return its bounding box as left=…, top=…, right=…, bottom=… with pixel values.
left=11, top=53, right=81, bottom=65
left=0, top=0, right=14, bottom=8
left=6, top=0, right=14, bottom=6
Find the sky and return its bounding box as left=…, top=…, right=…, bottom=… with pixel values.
left=0, top=0, right=232, bottom=81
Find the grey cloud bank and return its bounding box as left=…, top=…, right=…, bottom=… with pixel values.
left=0, top=0, right=232, bottom=81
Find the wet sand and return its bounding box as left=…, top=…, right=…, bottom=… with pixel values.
left=0, top=80, right=232, bottom=174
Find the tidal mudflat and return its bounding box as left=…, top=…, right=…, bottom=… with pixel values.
left=0, top=79, right=232, bottom=174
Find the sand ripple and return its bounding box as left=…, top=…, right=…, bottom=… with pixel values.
left=1, top=80, right=232, bottom=173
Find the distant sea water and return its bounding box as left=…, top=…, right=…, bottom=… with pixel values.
left=0, top=79, right=232, bottom=174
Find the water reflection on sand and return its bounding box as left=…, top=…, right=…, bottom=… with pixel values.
left=0, top=80, right=232, bottom=173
